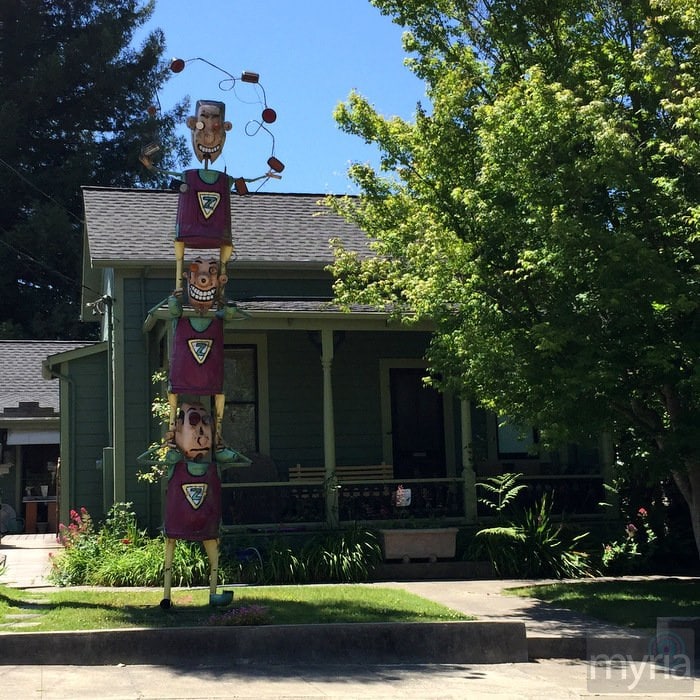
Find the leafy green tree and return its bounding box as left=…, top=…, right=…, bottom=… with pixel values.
left=0, top=0, right=187, bottom=339
left=330, top=1, right=700, bottom=558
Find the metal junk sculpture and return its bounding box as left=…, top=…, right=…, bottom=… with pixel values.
left=138, top=57, right=283, bottom=609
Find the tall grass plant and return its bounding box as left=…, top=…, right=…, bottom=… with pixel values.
left=50, top=504, right=383, bottom=587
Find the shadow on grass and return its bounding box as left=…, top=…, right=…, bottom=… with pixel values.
left=506, top=577, right=700, bottom=629
left=0, top=584, right=470, bottom=631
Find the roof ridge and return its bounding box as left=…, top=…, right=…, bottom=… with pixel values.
left=81, top=185, right=355, bottom=199
left=0, top=340, right=94, bottom=345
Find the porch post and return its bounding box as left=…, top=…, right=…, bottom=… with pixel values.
left=320, top=328, right=338, bottom=527
left=460, top=399, right=477, bottom=523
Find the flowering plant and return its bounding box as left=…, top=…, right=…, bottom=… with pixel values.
left=57, top=507, right=93, bottom=548
left=601, top=505, right=658, bottom=574
left=206, top=604, right=271, bottom=626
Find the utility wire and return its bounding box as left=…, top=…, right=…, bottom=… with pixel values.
left=0, top=231, right=100, bottom=298
left=0, top=155, right=84, bottom=225
left=0, top=154, right=97, bottom=295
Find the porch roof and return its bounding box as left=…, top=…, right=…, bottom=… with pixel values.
left=143, top=299, right=434, bottom=333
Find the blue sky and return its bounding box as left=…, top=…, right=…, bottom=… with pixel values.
left=137, top=0, right=426, bottom=194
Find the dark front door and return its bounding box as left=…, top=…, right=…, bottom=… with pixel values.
left=390, top=368, right=446, bottom=479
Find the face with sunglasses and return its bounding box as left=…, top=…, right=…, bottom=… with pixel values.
left=175, top=402, right=213, bottom=460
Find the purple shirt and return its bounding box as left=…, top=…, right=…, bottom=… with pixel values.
left=176, top=169, right=233, bottom=248
left=169, top=317, right=224, bottom=394
left=164, top=461, right=222, bottom=540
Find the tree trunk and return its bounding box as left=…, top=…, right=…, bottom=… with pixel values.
left=671, top=460, right=700, bottom=563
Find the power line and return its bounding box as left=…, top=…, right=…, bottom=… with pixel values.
left=0, top=155, right=84, bottom=225
left=0, top=233, right=99, bottom=297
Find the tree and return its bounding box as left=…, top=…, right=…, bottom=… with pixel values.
left=0, top=0, right=188, bottom=339
left=329, top=0, right=700, bottom=557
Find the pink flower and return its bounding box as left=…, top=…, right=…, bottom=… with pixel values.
left=638, top=507, right=648, bottom=517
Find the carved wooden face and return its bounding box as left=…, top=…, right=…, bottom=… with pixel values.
left=185, top=257, right=227, bottom=313
left=175, top=403, right=213, bottom=460
left=186, top=100, right=232, bottom=164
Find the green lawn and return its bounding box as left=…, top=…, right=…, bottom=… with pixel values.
left=506, top=579, right=700, bottom=628
left=0, top=584, right=472, bottom=632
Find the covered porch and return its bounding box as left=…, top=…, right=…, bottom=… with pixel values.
left=143, top=300, right=477, bottom=530
left=143, top=299, right=607, bottom=532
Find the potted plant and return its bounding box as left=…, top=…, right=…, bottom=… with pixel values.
left=379, top=486, right=459, bottom=562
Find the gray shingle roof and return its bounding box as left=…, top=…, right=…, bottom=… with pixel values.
left=82, top=187, right=370, bottom=268
left=0, top=341, right=92, bottom=416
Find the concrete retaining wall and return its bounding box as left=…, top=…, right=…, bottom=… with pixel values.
left=0, top=621, right=527, bottom=666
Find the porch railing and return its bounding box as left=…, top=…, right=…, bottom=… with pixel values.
left=220, top=471, right=606, bottom=529
left=220, top=476, right=466, bottom=528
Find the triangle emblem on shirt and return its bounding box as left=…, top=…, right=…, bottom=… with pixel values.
left=198, top=191, right=221, bottom=219
left=182, top=483, right=208, bottom=510
left=188, top=338, right=213, bottom=365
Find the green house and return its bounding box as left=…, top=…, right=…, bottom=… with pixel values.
left=40, top=187, right=611, bottom=534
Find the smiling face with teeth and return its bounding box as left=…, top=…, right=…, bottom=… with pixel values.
left=187, top=100, right=232, bottom=166
left=185, top=256, right=228, bottom=313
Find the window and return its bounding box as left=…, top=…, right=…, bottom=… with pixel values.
left=222, top=346, right=258, bottom=454
left=496, top=417, right=538, bottom=459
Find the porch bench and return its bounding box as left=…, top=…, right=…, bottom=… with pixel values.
left=288, top=463, right=394, bottom=483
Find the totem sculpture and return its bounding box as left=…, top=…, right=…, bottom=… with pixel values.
left=166, top=254, right=240, bottom=454
left=138, top=59, right=282, bottom=608
left=138, top=401, right=248, bottom=608
left=164, top=402, right=224, bottom=608
left=141, top=97, right=282, bottom=293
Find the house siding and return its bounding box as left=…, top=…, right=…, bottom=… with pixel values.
left=267, top=330, right=324, bottom=469
left=266, top=329, right=434, bottom=473
left=61, top=349, right=110, bottom=523
left=121, top=276, right=172, bottom=526
left=334, top=331, right=433, bottom=465
left=232, top=276, right=333, bottom=300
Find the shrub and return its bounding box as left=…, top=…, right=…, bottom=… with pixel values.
left=262, top=541, right=308, bottom=584
left=50, top=505, right=383, bottom=587
left=51, top=507, right=100, bottom=586
left=222, top=527, right=382, bottom=585
left=471, top=474, right=595, bottom=579
left=50, top=503, right=228, bottom=588
left=476, top=473, right=527, bottom=517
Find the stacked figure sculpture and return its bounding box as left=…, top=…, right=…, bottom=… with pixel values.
left=138, top=60, right=282, bottom=608
left=158, top=401, right=238, bottom=608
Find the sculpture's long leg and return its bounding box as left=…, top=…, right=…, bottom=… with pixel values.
left=160, top=538, right=176, bottom=609
left=204, top=538, right=232, bottom=606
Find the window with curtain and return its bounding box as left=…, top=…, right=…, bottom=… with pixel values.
left=222, top=345, right=258, bottom=455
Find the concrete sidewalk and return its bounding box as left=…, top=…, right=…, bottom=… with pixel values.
left=380, top=579, right=640, bottom=638
left=4, top=659, right=697, bottom=700
left=0, top=533, right=61, bottom=588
